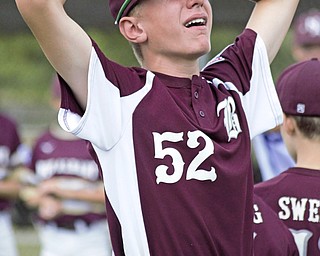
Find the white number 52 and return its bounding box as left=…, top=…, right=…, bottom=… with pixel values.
left=153, top=130, right=217, bottom=184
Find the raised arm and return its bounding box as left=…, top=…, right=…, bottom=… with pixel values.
left=15, top=0, right=92, bottom=109
left=246, top=0, right=300, bottom=63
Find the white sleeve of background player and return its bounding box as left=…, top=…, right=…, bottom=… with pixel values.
left=242, top=34, right=283, bottom=139
left=58, top=48, right=122, bottom=150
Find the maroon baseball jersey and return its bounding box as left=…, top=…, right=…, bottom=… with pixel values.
left=58, top=29, right=282, bottom=255
left=253, top=194, right=298, bottom=255
left=29, top=130, right=106, bottom=225
left=0, top=113, right=21, bottom=210
left=255, top=167, right=320, bottom=256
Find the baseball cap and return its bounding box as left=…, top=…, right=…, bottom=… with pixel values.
left=293, top=9, right=320, bottom=47
left=276, top=58, right=320, bottom=117
left=109, top=0, right=139, bottom=24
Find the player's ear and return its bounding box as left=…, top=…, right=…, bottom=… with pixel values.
left=282, top=114, right=296, bottom=136
left=119, top=17, right=147, bottom=44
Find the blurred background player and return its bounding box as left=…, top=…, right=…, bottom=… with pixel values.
left=254, top=59, right=320, bottom=256
left=19, top=75, right=112, bottom=256
left=0, top=111, right=28, bottom=256
left=252, top=8, right=320, bottom=182
left=292, top=9, right=320, bottom=61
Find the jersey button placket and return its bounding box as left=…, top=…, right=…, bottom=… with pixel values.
left=192, top=76, right=209, bottom=126
left=194, top=90, right=205, bottom=117
left=195, top=88, right=204, bottom=117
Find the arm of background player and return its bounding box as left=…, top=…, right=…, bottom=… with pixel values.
left=38, top=178, right=107, bottom=216
left=246, top=0, right=300, bottom=63
left=15, top=0, right=91, bottom=109
left=0, top=179, right=21, bottom=199
left=0, top=166, right=28, bottom=199
left=20, top=177, right=106, bottom=217
left=38, top=178, right=106, bottom=204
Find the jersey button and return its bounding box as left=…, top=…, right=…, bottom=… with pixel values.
left=199, top=110, right=205, bottom=117
left=194, top=91, right=199, bottom=99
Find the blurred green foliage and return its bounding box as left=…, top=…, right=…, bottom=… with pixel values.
left=0, top=34, right=52, bottom=106
left=0, top=29, right=139, bottom=108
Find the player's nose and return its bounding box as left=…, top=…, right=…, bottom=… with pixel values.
left=186, top=0, right=204, bottom=9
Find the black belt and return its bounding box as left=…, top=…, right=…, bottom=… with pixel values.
left=47, top=220, right=94, bottom=231
left=56, top=222, right=78, bottom=230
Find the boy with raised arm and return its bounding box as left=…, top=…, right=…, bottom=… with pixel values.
left=15, top=0, right=300, bottom=254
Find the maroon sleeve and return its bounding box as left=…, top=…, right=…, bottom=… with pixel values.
left=201, top=29, right=257, bottom=94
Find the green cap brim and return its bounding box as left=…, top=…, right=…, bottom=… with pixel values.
left=115, top=0, right=133, bottom=24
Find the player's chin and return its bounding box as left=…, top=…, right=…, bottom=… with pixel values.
left=180, top=39, right=210, bottom=59
left=192, top=43, right=211, bottom=57
left=202, top=44, right=211, bottom=55
left=196, top=37, right=211, bottom=51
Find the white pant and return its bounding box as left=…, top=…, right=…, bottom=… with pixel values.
left=37, top=220, right=112, bottom=256
left=0, top=211, right=18, bottom=256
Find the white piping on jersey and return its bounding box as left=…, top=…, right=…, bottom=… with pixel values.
left=202, top=45, right=232, bottom=70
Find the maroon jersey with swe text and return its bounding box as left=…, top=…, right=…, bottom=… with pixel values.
left=0, top=113, right=21, bottom=210
left=58, top=29, right=282, bottom=255
left=253, top=194, right=298, bottom=255
left=255, top=168, right=320, bottom=256
left=29, top=130, right=106, bottom=225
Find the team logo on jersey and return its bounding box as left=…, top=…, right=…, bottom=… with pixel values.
left=203, top=56, right=225, bottom=69
left=217, top=96, right=242, bottom=141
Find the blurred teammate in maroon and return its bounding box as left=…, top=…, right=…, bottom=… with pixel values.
left=20, top=76, right=112, bottom=256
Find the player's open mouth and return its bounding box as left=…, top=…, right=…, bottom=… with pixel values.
left=184, top=18, right=206, bottom=28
